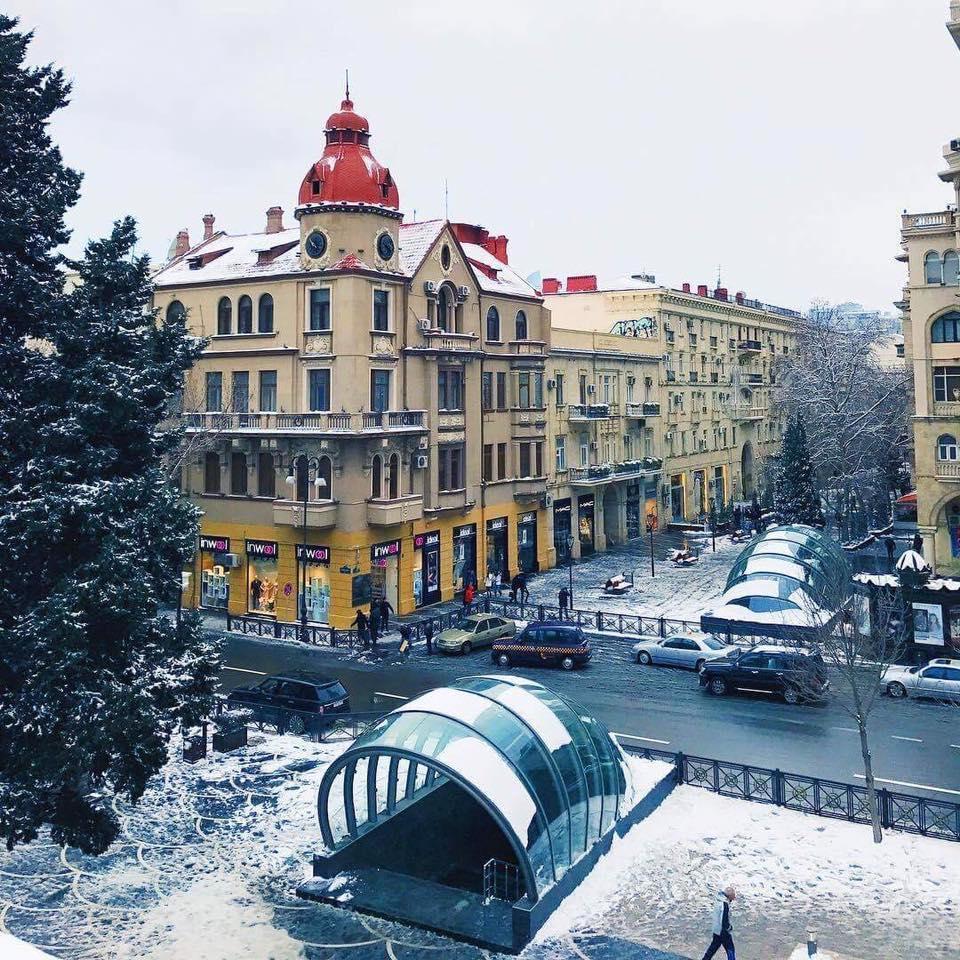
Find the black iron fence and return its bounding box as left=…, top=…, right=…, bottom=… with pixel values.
left=619, top=743, right=960, bottom=842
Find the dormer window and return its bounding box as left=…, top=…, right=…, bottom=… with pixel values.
left=311, top=180, right=321, bottom=196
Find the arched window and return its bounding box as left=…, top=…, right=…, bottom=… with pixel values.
left=388, top=453, right=400, bottom=499
left=318, top=456, right=333, bottom=500
left=437, top=286, right=452, bottom=333
left=258, top=293, right=274, bottom=333
left=945, top=251, right=960, bottom=286
left=925, top=251, right=943, bottom=285
left=932, top=312, right=960, bottom=343
left=371, top=455, right=383, bottom=499
left=230, top=451, right=248, bottom=495
left=166, top=300, right=186, bottom=323
left=486, top=306, right=500, bottom=342
left=938, top=434, right=959, bottom=461
left=237, top=295, right=253, bottom=334
left=204, top=452, right=221, bottom=493
left=515, top=310, right=528, bottom=340
left=217, top=297, right=232, bottom=335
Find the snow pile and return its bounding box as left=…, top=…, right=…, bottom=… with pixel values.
left=0, top=933, right=57, bottom=959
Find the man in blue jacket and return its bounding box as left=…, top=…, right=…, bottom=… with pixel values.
left=701, top=886, right=736, bottom=959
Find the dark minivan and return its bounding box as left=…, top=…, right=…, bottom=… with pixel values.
left=492, top=622, right=592, bottom=671
left=227, top=672, right=350, bottom=734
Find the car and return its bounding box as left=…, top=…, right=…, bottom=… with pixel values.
left=226, top=672, right=350, bottom=734
left=884, top=659, right=960, bottom=701
left=437, top=614, right=516, bottom=654
left=632, top=633, right=740, bottom=671
left=492, top=621, right=592, bottom=671
left=699, top=645, right=829, bottom=705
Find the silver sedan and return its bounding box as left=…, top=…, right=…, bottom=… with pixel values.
left=632, top=633, right=740, bottom=670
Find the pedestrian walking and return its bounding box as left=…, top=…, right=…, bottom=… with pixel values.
left=498, top=571, right=507, bottom=596
left=378, top=596, right=394, bottom=632
left=558, top=586, right=569, bottom=620
left=424, top=619, right=434, bottom=655
left=517, top=573, right=530, bottom=604
left=884, top=536, right=896, bottom=569
left=701, top=887, right=736, bottom=960
left=912, top=531, right=924, bottom=554
left=485, top=571, right=495, bottom=594
left=369, top=605, right=381, bottom=650
left=398, top=624, right=412, bottom=657
left=463, top=581, right=476, bottom=614
left=351, top=609, right=370, bottom=649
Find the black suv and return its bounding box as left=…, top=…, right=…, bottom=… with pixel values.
left=227, top=672, right=350, bottom=734
left=699, top=646, right=828, bottom=704
left=492, top=622, right=592, bottom=671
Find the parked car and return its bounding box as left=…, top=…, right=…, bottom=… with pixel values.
left=632, top=633, right=740, bottom=670
left=699, top=645, right=829, bottom=705
left=492, top=622, right=591, bottom=671
left=227, top=672, right=350, bottom=734
left=884, top=659, right=960, bottom=701
left=437, top=614, right=516, bottom=654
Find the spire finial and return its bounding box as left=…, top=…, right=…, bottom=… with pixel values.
left=345, top=68, right=350, bottom=102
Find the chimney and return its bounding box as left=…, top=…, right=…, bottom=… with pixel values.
left=715, top=287, right=728, bottom=301
left=202, top=214, right=215, bottom=241
left=696, top=283, right=708, bottom=296
left=681, top=282, right=691, bottom=293
left=174, top=229, right=190, bottom=258
left=735, top=291, right=745, bottom=305
left=494, top=235, right=509, bottom=264
left=566, top=275, right=598, bottom=293
left=542, top=277, right=562, bottom=294
left=266, top=206, right=284, bottom=234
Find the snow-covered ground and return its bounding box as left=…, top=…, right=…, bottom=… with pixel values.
left=537, top=785, right=960, bottom=960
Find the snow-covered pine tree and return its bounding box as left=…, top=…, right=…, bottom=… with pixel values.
left=775, top=416, right=825, bottom=527
left=0, top=18, right=219, bottom=855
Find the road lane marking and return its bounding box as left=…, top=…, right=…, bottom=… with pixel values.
left=891, top=735, right=923, bottom=743
left=951, top=744, right=960, bottom=750
left=831, top=726, right=859, bottom=733
left=373, top=691, right=409, bottom=702
left=853, top=775, right=960, bottom=797
left=222, top=666, right=267, bottom=676
left=616, top=734, right=671, bottom=746
left=780, top=719, right=807, bottom=726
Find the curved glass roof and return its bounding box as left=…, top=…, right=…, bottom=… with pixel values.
left=316, top=675, right=632, bottom=902
left=723, top=524, right=850, bottom=611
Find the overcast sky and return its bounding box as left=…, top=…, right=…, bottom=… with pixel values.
left=10, top=0, right=957, bottom=313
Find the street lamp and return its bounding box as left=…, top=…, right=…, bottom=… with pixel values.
left=646, top=517, right=656, bottom=577
left=285, top=454, right=328, bottom=643
left=566, top=534, right=575, bottom=608
left=709, top=502, right=717, bottom=553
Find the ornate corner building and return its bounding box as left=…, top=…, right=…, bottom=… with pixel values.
left=899, top=3, right=960, bottom=573
left=154, top=93, right=551, bottom=627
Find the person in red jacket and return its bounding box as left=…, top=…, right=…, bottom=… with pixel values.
left=463, top=581, right=476, bottom=614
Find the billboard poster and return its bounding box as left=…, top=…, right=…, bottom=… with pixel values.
left=912, top=602, right=945, bottom=646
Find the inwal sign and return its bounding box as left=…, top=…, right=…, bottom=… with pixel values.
left=371, top=539, right=401, bottom=560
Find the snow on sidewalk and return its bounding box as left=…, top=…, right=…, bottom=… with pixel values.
left=536, top=785, right=960, bottom=960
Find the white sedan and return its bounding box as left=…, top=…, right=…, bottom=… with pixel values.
left=632, top=633, right=740, bottom=670
left=884, top=659, right=960, bottom=701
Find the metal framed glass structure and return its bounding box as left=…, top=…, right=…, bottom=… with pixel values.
left=316, top=675, right=632, bottom=902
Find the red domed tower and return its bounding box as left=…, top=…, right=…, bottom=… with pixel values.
left=298, top=92, right=399, bottom=208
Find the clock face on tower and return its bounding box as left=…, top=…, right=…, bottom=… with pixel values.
left=377, top=232, right=395, bottom=261
left=305, top=230, right=327, bottom=259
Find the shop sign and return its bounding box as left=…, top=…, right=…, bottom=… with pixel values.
left=487, top=517, right=507, bottom=532
left=200, top=535, right=230, bottom=553
left=371, top=539, right=401, bottom=560
left=296, top=544, right=330, bottom=565
left=578, top=495, right=595, bottom=511
left=518, top=511, right=537, bottom=525
left=553, top=498, right=571, bottom=518
left=913, top=602, right=945, bottom=646
left=245, top=539, right=278, bottom=558
left=414, top=530, right=440, bottom=550
left=453, top=523, right=476, bottom=540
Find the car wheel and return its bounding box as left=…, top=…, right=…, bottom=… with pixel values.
left=638, top=651, right=652, bottom=665
left=561, top=656, right=575, bottom=671
left=887, top=681, right=907, bottom=699
left=286, top=713, right=306, bottom=735
left=461, top=640, right=473, bottom=655
left=694, top=659, right=705, bottom=673
left=497, top=653, right=511, bottom=668
left=783, top=686, right=800, bottom=705
left=708, top=677, right=728, bottom=696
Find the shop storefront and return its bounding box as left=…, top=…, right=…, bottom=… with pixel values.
left=486, top=517, right=509, bottom=583
left=577, top=495, right=595, bottom=556
left=517, top=511, right=539, bottom=573
left=452, top=523, right=477, bottom=594
left=296, top=544, right=331, bottom=624
left=625, top=484, right=641, bottom=540
left=713, top=466, right=725, bottom=509
left=413, top=530, right=441, bottom=608
left=371, top=538, right=401, bottom=612
left=670, top=475, right=685, bottom=522
left=199, top=534, right=231, bottom=610
left=553, top=498, right=572, bottom=558
left=246, top=539, right=279, bottom=616
left=644, top=481, right=659, bottom=531
left=692, top=470, right=706, bottom=519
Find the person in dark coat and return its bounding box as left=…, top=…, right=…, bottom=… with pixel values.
left=378, top=597, right=394, bottom=632
left=884, top=536, right=896, bottom=569
left=424, top=619, right=434, bottom=655
left=913, top=532, right=924, bottom=554
left=369, top=605, right=381, bottom=650
left=701, top=887, right=736, bottom=960
left=351, top=609, right=370, bottom=648
left=398, top=624, right=412, bottom=657
left=558, top=586, right=570, bottom=619
left=732, top=504, right=742, bottom=533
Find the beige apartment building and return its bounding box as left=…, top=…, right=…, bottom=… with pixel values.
left=898, top=3, right=960, bottom=574
left=543, top=276, right=797, bottom=553
left=154, top=93, right=550, bottom=627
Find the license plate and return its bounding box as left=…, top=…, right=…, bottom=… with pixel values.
left=328, top=699, right=345, bottom=709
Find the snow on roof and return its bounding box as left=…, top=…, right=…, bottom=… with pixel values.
left=398, top=219, right=445, bottom=275
left=461, top=241, right=539, bottom=299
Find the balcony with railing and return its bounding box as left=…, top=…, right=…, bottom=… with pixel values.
left=567, top=403, right=615, bottom=421
left=185, top=410, right=427, bottom=434
left=932, top=401, right=960, bottom=418
left=508, top=340, right=547, bottom=357
left=367, top=495, right=424, bottom=526
left=902, top=209, right=956, bottom=236
left=745, top=373, right=764, bottom=385
left=727, top=404, right=767, bottom=421
left=568, top=458, right=662, bottom=486
left=737, top=339, right=762, bottom=355
left=273, top=499, right=339, bottom=529
left=414, top=329, right=480, bottom=355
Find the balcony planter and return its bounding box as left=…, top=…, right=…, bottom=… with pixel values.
left=587, top=465, right=612, bottom=479
left=212, top=709, right=250, bottom=753
left=616, top=460, right=643, bottom=474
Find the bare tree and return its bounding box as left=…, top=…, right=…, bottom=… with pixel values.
left=773, top=303, right=910, bottom=540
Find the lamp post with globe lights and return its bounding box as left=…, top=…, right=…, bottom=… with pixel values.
left=286, top=455, right=328, bottom=643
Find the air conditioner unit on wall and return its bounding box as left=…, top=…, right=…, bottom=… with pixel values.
left=547, top=379, right=556, bottom=390
left=423, top=280, right=436, bottom=294
left=415, top=454, right=429, bottom=469
left=419, top=318, right=430, bottom=331
left=626, top=375, right=636, bottom=385
left=457, top=285, right=469, bottom=300
left=587, top=384, right=596, bottom=395
left=664, top=432, right=673, bottom=440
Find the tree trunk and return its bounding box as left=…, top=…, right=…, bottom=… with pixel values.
left=857, top=715, right=883, bottom=843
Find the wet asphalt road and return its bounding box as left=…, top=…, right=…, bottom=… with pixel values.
left=217, top=628, right=960, bottom=803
